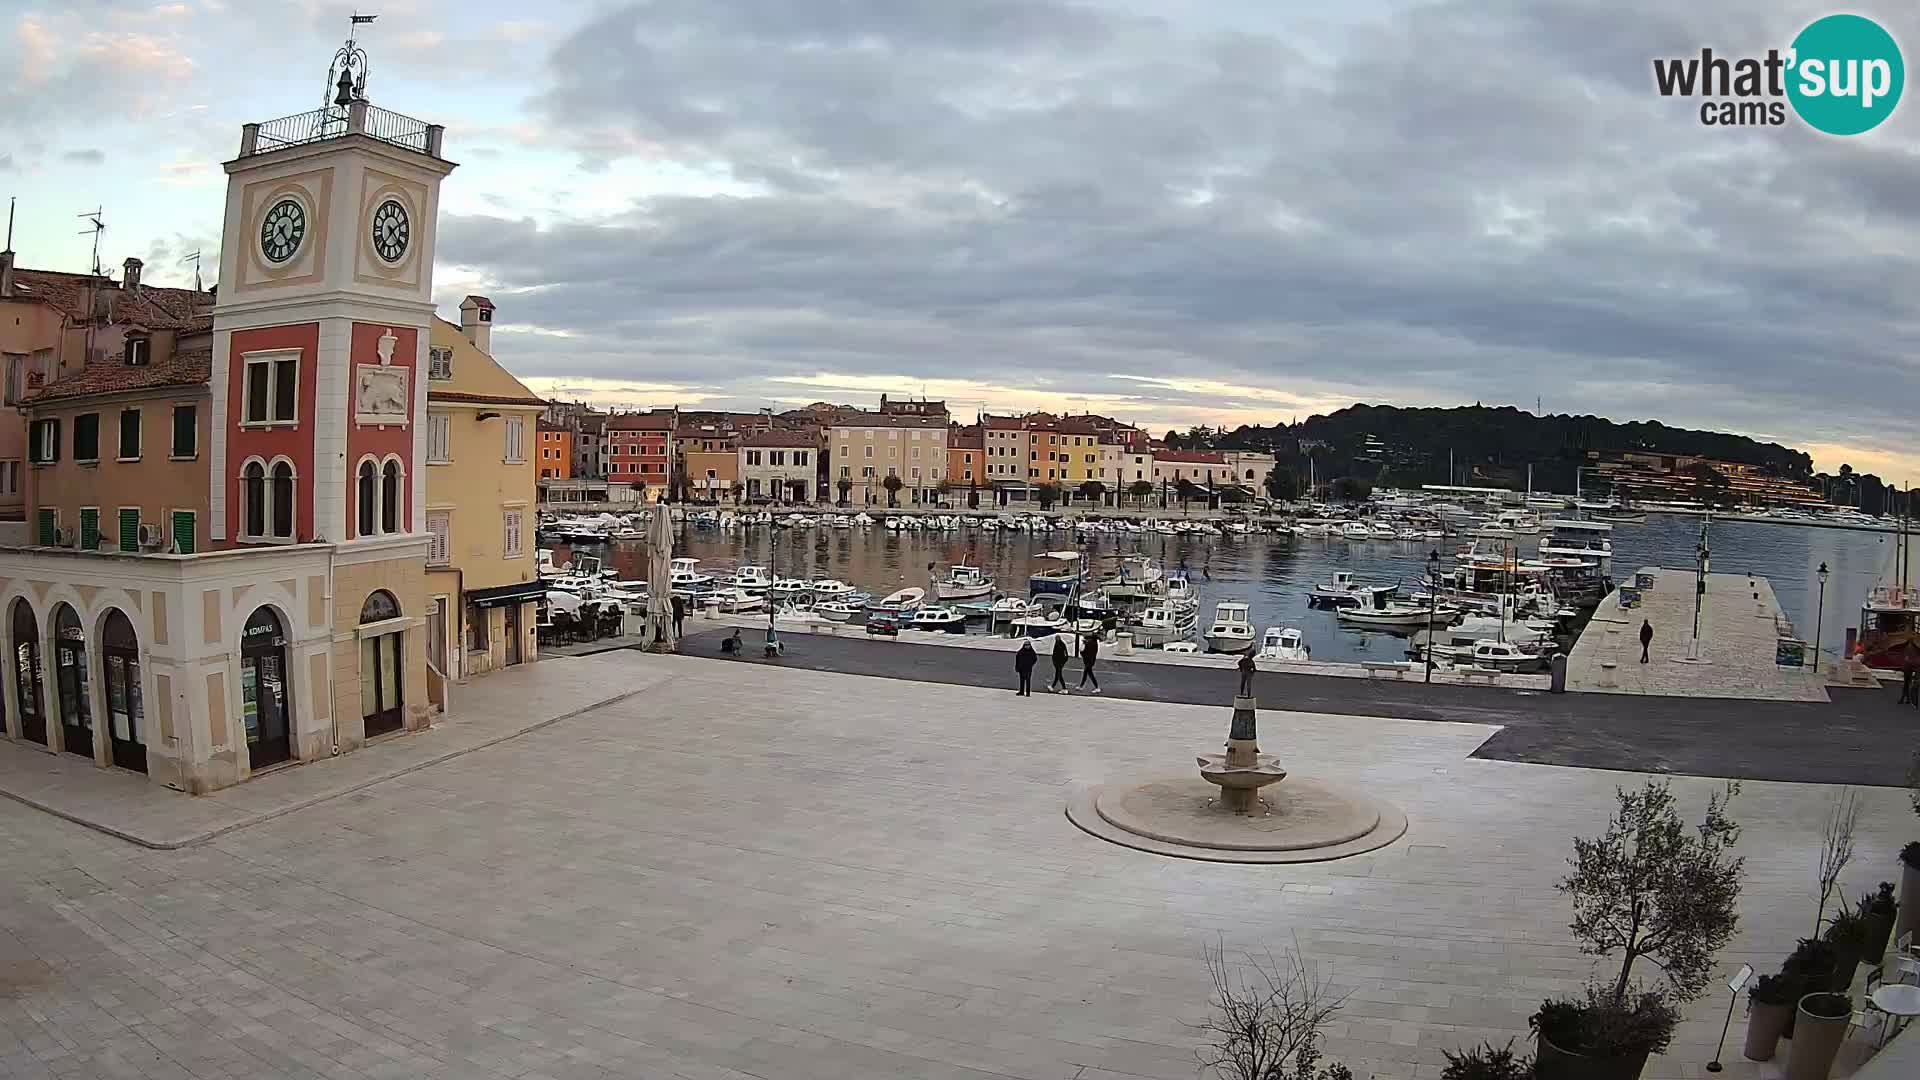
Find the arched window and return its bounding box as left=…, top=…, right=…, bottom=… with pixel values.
left=10, top=599, right=45, bottom=746
left=242, top=461, right=267, bottom=538
left=101, top=610, right=145, bottom=773
left=270, top=461, right=294, bottom=539
left=357, top=460, right=377, bottom=537
left=51, top=604, right=91, bottom=760
left=360, top=590, right=401, bottom=623
left=381, top=460, right=401, bottom=534
left=240, top=607, right=292, bottom=767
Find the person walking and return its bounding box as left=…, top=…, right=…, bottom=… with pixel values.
left=1049, top=635, right=1071, bottom=693
left=1638, top=619, right=1653, bottom=663
left=1015, top=640, right=1037, bottom=696
left=1078, top=632, right=1101, bottom=693
left=672, top=593, right=688, bottom=640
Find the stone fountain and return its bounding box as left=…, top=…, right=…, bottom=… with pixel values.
left=1196, top=693, right=1288, bottom=814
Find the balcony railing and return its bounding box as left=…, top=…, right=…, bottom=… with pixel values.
left=241, top=103, right=443, bottom=159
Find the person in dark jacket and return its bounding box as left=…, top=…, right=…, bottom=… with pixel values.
left=1078, top=632, right=1101, bottom=692
left=672, top=593, right=688, bottom=639
left=1014, top=640, right=1037, bottom=696
left=1049, top=635, right=1071, bottom=692
left=1638, top=619, right=1653, bottom=663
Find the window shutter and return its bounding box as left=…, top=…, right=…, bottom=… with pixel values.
left=36, top=509, right=55, bottom=546
left=118, top=508, right=139, bottom=552
left=79, top=508, right=99, bottom=550
left=170, top=511, right=195, bottom=554
left=427, top=511, right=450, bottom=565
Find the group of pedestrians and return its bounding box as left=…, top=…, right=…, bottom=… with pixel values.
left=1013, top=632, right=1100, bottom=696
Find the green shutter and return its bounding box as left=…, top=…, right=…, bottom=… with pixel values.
left=35, top=509, right=55, bottom=546
left=170, top=511, right=195, bottom=555
left=78, top=508, right=99, bottom=551
left=118, top=509, right=139, bottom=552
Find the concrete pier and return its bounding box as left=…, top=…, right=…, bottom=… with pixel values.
left=1566, top=565, right=1828, bottom=702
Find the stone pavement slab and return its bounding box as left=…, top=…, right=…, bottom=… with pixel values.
left=0, top=655, right=673, bottom=848
left=0, top=653, right=1909, bottom=1080
left=1569, top=567, right=1828, bottom=702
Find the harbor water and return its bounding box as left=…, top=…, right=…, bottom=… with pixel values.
left=553, top=513, right=1902, bottom=665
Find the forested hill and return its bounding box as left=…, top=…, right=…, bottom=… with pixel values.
left=1180, top=404, right=1814, bottom=492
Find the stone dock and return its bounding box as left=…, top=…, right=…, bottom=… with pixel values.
left=1565, top=565, right=1829, bottom=702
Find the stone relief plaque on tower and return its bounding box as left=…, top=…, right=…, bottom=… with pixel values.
left=354, top=327, right=409, bottom=427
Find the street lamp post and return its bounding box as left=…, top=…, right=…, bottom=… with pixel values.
left=1687, top=518, right=1711, bottom=661
left=1812, top=561, right=1829, bottom=673
left=1425, top=549, right=1440, bottom=683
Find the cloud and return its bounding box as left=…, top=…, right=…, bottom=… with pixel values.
left=61, top=149, right=103, bottom=165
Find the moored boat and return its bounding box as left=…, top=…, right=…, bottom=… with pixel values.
left=1204, top=600, right=1255, bottom=653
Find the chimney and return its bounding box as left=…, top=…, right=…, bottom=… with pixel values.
left=459, top=294, right=495, bottom=353
left=0, top=250, right=12, bottom=299
left=122, top=257, right=142, bottom=289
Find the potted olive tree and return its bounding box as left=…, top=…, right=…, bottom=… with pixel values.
left=1899, top=842, right=1920, bottom=943
left=1440, top=1041, right=1532, bottom=1080
left=1533, top=781, right=1743, bottom=1080
left=1785, top=991, right=1852, bottom=1080
left=1859, top=883, right=1897, bottom=963
left=1741, top=973, right=1801, bottom=1062
left=1821, top=907, right=1871, bottom=992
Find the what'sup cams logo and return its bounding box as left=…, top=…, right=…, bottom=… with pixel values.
left=1653, top=13, right=1904, bottom=134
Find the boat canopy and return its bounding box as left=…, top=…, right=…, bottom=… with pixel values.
left=1038, top=550, right=1083, bottom=561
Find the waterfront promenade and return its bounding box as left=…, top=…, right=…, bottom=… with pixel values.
left=1566, top=567, right=1827, bottom=702
left=0, top=650, right=1910, bottom=1080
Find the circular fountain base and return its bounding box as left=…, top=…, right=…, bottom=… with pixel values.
left=1066, top=777, right=1407, bottom=864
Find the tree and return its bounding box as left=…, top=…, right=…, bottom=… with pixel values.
left=1035, top=481, right=1061, bottom=510
left=1175, top=477, right=1199, bottom=511
left=1560, top=780, right=1743, bottom=1005
left=836, top=476, right=852, bottom=506
left=1812, top=788, right=1860, bottom=935
left=1128, top=479, right=1155, bottom=508
left=1327, top=477, right=1372, bottom=502
left=1078, top=479, right=1106, bottom=505
left=1264, top=465, right=1298, bottom=502
left=882, top=473, right=904, bottom=506
left=1219, top=486, right=1250, bottom=505
left=1193, top=940, right=1353, bottom=1080
left=729, top=480, right=745, bottom=505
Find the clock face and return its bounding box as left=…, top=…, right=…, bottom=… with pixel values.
left=370, top=199, right=410, bottom=263
left=260, top=199, right=306, bottom=264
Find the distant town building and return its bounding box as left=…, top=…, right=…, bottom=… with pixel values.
left=827, top=412, right=948, bottom=506
left=536, top=420, right=571, bottom=481
left=739, top=429, right=818, bottom=502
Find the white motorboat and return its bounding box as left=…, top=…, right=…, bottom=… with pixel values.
left=1367, top=522, right=1398, bottom=540
left=668, top=557, right=714, bottom=593
left=909, top=606, right=968, bottom=633
left=1204, top=600, right=1255, bottom=653
left=730, top=565, right=774, bottom=594
left=768, top=577, right=814, bottom=600
left=853, top=512, right=875, bottom=526
left=816, top=600, right=864, bottom=622
left=1257, top=626, right=1309, bottom=661
left=1029, top=551, right=1083, bottom=596
left=1336, top=591, right=1455, bottom=629
left=1163, top=641, right=1200, bottom=654
left=1164, top=571, right=1198, bottom=612
left=1308, top=570, right=1397, bottom=608
left=934, top=564, right=996, bottom=600
left=807, top=578, right=857, bottom=599
left=989, top=595, right=1032, bottom=619
left=1129, top=604, right=1197, bottom=647
left=1466, top=640, right=1547, bottom=673
left=711, top=587, right=766, bottom=614
left=1011, top=611, right=1066, bottom=638
left=1340, top=521, right=1372, bottom=540
left=1539, top=519, right=1614, bottom=563
left=869, top=587, right=925, bottom=614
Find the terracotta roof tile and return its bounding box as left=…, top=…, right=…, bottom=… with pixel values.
left=740, top=429, right=819, bottom=448
left=25, top=348, right=211, bottom=404
left=9, top=269, right=211, bottom=331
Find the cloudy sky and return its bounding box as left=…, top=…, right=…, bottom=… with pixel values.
left=5, top=1, right=1919, bottom=477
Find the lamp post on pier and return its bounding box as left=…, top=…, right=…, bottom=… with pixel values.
left=1425, top=549, right=1440, bottom=683
left=1685, top=516, right=1711, bottom=662
left=1812, top=561, right=1829, bottom=673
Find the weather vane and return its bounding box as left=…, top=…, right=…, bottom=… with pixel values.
left=324, top=12, right=379, bottom=110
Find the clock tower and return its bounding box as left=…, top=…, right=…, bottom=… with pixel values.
left=210, top=40, right=453, bottom=548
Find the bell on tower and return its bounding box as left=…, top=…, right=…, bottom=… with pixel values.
left=325, top=13, right=377, bottom=111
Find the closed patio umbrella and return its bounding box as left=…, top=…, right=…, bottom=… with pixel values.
left=643, top=506, right=677, bottom=652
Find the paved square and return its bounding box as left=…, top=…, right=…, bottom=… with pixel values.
left=0, top=652, right=1910, bottom=1080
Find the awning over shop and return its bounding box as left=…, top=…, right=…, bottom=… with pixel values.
left=467, top=579, right=547, bottom=609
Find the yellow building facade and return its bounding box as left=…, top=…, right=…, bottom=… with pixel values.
left=425, top=310, right=544, bottom=689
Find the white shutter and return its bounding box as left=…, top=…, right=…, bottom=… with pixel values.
left=426, top=511, right=450, bottom=565
left=502, top=510, right=522, bottom=558
left=428, top=412, right=451, bottom=462
left=504, top=417, right=525, bottom=462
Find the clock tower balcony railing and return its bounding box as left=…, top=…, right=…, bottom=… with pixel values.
left=240, top=101, right=445, bottom=160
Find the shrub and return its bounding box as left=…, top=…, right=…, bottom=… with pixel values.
left=1864, top=882, right=1896, bottom=916
left=1785, top=936, right=1838, bottom=977
left=1440, top=1040, right=1532, bottom=1080
left=1530, top=986, right=1679, bottom=1059
left=1193, top=941, right=1354, bottom=1080
left=1823, top=907, right=1870, bottom=953
left=1747, top=973, right=1802, bottom=1007
left=1902, top=841, right=1920, bottom=870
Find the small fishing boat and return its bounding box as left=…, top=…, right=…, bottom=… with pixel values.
left=869, top=586, right=925, bottom=615
left=1308, top=571, right=1397, bottom=608
left=807, top=578, right=857, bottom=599
left=710, top=587, right=766, bottom=614
left=909, top=607, right=968, bottom=633
left=1163, top=641, right=1200, bottom=654
left=1010, top=611, right=1066, bottom=638
left=990, top=595, right=1032, bottom=619
left=1129, top=604, right=1197, bottom=647
left=1029, top=551, right=1084, bottom=596
left=668, top=557, right=714, bottom=593
left=1336, top=591, right=1454, bottom=629
left=730, top=565, right=774, bottom=594
left=816, top=600, right=865, bottom=622
left=1204, top=600, right=1255, bottom=653
left=934, top=564, right=996, bottom=600
left=1257, top=626, right=1309, bottom=661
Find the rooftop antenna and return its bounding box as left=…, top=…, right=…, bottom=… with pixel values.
left=77, top=207, right=104, bottom=276
left=180, top=250, right=203, bottom=294
left=5, top=197, right=14, bottom=251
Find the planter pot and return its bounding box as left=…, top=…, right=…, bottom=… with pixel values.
left=1743, top=1000, right=1794, bottom=1061
left=1785, top=995, right=1851, bottom=1080
left=1900, top=862, right=1920, bottom=944
left=1865, top=909, right=1895, bottom=965
left=1826, top=950, right=1860, bottom=994
left=1534, top=1032, right=1651, bottom=1080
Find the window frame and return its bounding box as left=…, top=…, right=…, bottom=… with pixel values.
left=170, top=403, right=197, bottom=459
left=427, top=410, right=452, bottom=464
left=73, top=412, right=100, bottom=464
left=124, top=336, right=151, bottom=367
left=117, top=407, right=142, bottom=462
left=502, top=508, right=524, bottom=559
left=29, top=419, right=59, bottom=465
left=426, top=510, right=450, bottom=566
left=502, top=415, right=526, bottom=463
left=240, top=349, right=300, bottom=427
